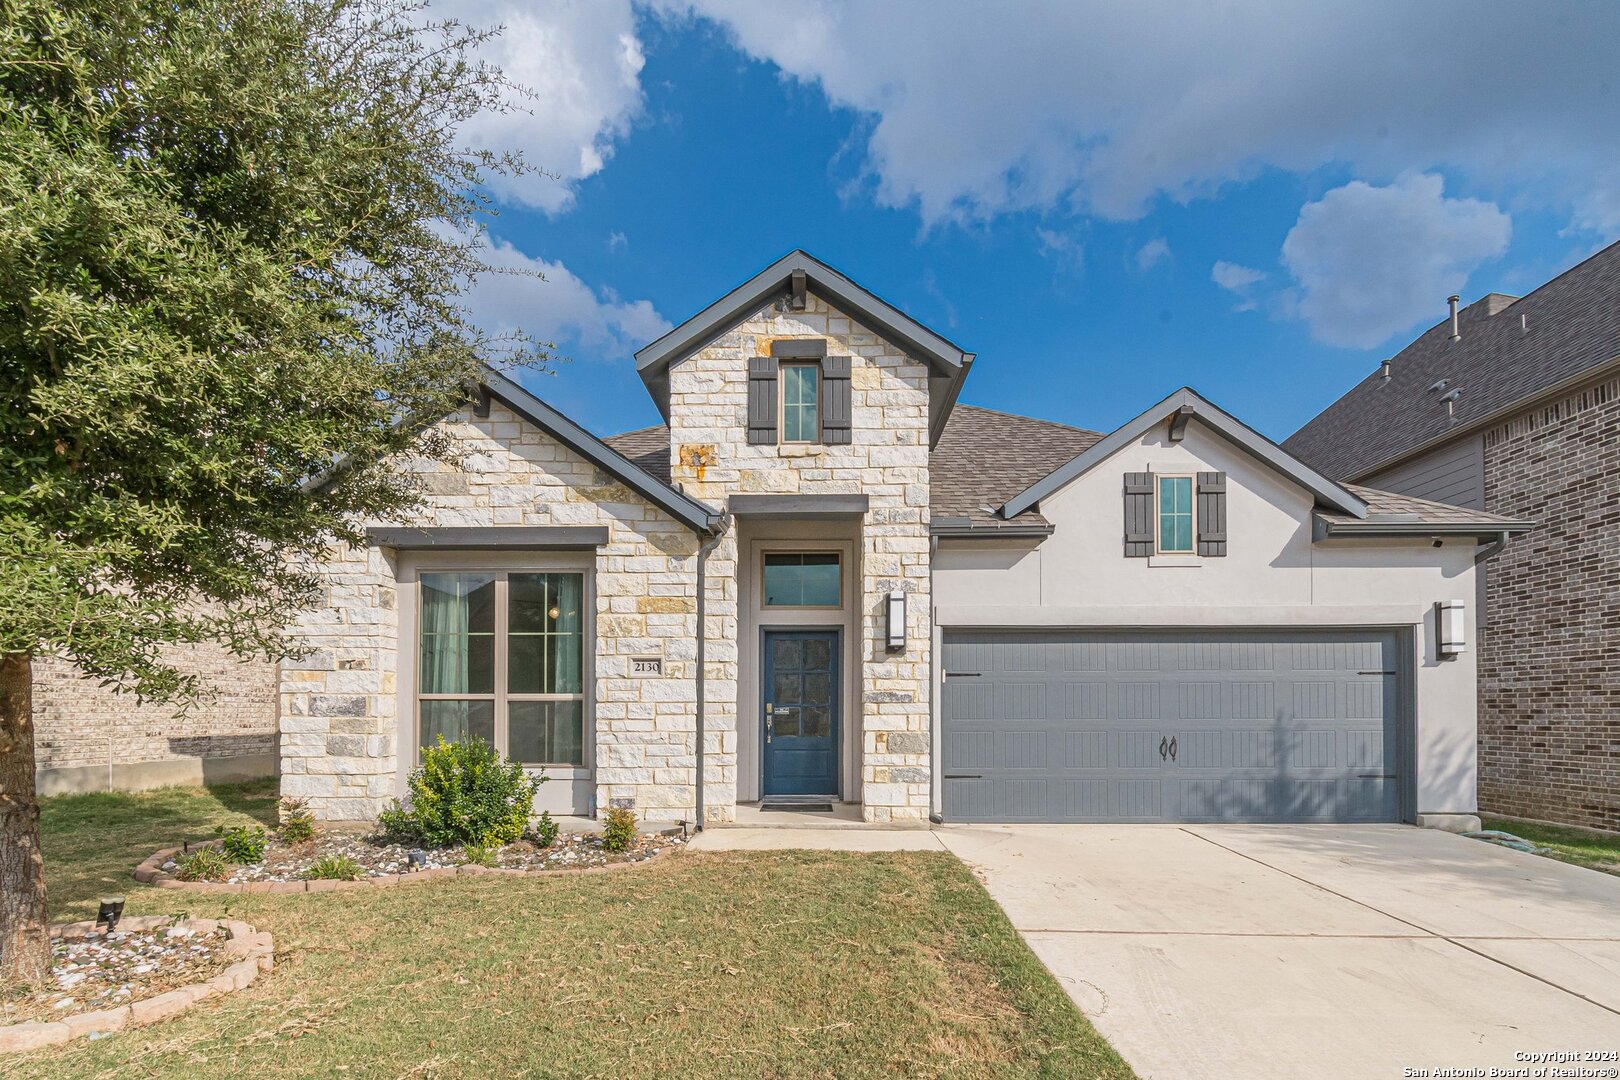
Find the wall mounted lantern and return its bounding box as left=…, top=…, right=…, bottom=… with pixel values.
left=1435, top=599, right=1466, bottom=658
left=886, top=590, right=906, bottom=651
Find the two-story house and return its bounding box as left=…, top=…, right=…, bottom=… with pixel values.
left=1287, top=239, right=1620, bottom=832
left=281, top=251, right=1528, bottom=829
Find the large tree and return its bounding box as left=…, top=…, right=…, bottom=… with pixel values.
left=0, top=0, right=543, bottom=984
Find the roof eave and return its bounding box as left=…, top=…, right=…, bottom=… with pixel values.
left=1314, top=515, right=1535, bottom=540
left=999, top=387, right=1368, bottom=520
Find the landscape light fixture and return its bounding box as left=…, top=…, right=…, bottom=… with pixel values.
left=1435, top=600, right=1466, bottom=658
left=97, top=896, right=125, bottom=934
left=407, top=849, right=427, bottom=871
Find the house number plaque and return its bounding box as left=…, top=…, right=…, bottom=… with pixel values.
left=631, top=656, right=664, bottom=677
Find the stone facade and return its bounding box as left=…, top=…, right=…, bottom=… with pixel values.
left=1480, top=374, right=1620, bottom=831
left=281, top=401, right=702, bottom=822
left=667, top=292, right=933, bottom=822
left=32, top=649, right=277, bottom=795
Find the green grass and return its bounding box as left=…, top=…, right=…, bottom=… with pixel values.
left=1481, top=815, right=1620, bottom=876
left=24, top=783, right=1133, bottom=1079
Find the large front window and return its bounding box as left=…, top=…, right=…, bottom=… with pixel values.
left=417, top=571, right=585, bottom=765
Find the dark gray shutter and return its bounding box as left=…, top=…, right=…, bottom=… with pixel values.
left=1197, top=472, right=1227, bottom=557
left=820, top=355, right=852, bottom=444
left=1124, top=473, right=1153, bottom=557
left=746, top=355, right=778, bottom=444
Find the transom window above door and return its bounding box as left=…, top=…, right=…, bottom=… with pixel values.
left=763, top=552, right=841, bottom=607
left=417, top=571, right=585, bottom=766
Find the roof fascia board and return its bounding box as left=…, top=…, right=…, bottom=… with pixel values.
left=1344, top=350, right=1620, bottom=482
left=1000, top=388, right=1369, bottom=520
left=480, top=368, right=719, bottom=532
left=1313, top=515, right=1534, bottom=539
left=636, top=250, right=968, bottom=376
left=930, top=523, right=1054, bottom=540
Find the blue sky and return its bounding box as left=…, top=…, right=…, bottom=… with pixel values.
left=447, top=1, right=1620, bottom=442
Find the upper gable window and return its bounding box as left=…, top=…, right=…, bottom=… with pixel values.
left=1157, top=476, right=1195, bottom=553
left=780, top=362, right=820, bottom=443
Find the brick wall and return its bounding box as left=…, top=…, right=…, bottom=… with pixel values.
left=32, top=648, right=278, bottom=793
left=1480, top=375, right=1620, bottom=830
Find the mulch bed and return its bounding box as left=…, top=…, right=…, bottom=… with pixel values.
left=2, top=921, right=231, bottom=1026
left=0, top=917, right=273, bottom=1056
left=136, top=829, right=685, bottom=892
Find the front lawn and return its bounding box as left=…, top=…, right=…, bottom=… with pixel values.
left=1481, top=814, right=1620, bottom=876
left=22, top=782, right=1132, bottom=1079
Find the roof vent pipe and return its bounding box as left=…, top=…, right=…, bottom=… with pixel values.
left=1448, top=295, right=1461, bottom=341
left=1379, top=358, right=1392, bottom=384
left=1520, top=313, right=1529, bottom=334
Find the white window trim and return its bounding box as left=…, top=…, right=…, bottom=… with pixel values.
left=1154, top=473, right=1198, bottom=555
left=760, top=549, right=844, bottom=610
left=778, top=360, right=821, bottom=445
left=396, top=551, right=595, bottom=790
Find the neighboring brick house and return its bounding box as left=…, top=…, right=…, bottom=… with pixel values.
left=32, top=649, right=277, bottom=795
left=285, top=250, right=1525, bottom=828
left=1286, top=239, right=1620, bottom=831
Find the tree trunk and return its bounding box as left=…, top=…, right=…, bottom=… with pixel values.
left=0, top=653, right=49, bottom=987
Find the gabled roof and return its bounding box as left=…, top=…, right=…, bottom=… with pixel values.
left=479, top=368, right=719, bottom=533
left=930, top=405, right=1103, bottom=532
left=1316, top=485, right=1533, bottom=538
left=1285, top=238, right=1620, bottom=481
left=1000, top=387, right=1369, bottom=521
left=632, top=250, right=974, bottom=446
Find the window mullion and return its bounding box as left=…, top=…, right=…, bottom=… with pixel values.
left=494, top=573, right=509, bottom=758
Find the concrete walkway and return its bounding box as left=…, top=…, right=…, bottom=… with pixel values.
left=936, top=823, right=1620, bottom=1079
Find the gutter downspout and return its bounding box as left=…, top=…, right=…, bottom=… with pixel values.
left=1475, top=529, right=1512, bottom=564
left=693, top=516, right=729, bottom=832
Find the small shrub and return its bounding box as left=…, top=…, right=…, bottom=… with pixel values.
left=216, top=825, right=268, bottom=864
left=306, top=856, right=362, bottom=881
left=377, top=737, right=540, bottom=847
left=529, top=811, right=559, bottom=849
left=174, top=847, right=229, bottom=882
left=278, top=798, right=315, bottom=844
left=460, top=839, right=498, bottom=867
left=601, top=806, right=637, bottom=853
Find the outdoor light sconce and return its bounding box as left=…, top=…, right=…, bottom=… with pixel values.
left=1436, top=599, right=1466, bottom=659
left=97, top=896, right=125, bottom=934
left=886, top=590, right=906, bottom=651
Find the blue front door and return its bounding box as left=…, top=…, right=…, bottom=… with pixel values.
left=761, top=630, right=839, bottom=797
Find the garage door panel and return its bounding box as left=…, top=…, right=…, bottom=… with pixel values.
left=941, top=630, right=1403, bottom=824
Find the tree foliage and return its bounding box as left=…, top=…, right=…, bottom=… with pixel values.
left=0, top=0, right=545, bottom=698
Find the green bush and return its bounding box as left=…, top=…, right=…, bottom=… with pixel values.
left=217, top=825, right=268, bottom=863
left=174, top=847, right=229, bottom=882
left=529, top=810, right=559, bottom=849
left=601, top=806, right=637, bottom=853
left=307, top=855, right=362, bottom=881
left=278, top=798, right=316, bottom=843
left=377, top=737, right=540, bottom=847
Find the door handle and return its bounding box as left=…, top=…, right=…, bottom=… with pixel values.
left=1168, top=736, right=1177, bottom=762
left=1159, top=736, right=1169, bottom=761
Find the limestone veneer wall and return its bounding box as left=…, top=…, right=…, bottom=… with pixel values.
left=281, top=401, right=702, bottom=822
left=667, top=291, right=933, bottom=822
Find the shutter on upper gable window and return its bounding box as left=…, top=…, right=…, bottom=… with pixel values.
left=1197, top=472, right=1227, bottom=557
left=820, top=355, right=852, bottom=444
left=746, top=355, right=778, bottom=444
left=1123, top=473, right=1153, bottom=557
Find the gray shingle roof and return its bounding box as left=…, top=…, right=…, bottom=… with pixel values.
left=604, top=404, right=1103, bottom=530
left=1284, top=239, right=1620, bottom=481
left=1323, top=484, right=1531, bottom=530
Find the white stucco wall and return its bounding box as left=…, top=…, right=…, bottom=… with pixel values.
left=932, top=418, right=1482, bottom=817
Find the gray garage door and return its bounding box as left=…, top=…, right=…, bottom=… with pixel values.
left=940, top=630, right=1404, bottom=823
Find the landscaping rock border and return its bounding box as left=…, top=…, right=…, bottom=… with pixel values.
left=133, top=835, right=682, bottom=893
left=0, top=917, right=273, bottom=1056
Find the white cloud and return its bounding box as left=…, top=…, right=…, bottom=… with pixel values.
left=1036, top=228, right=1084, bottom=269
left=650, top=1, right=1620, bottom=232
left=1135, top=237, right=1171, bottom=272
left=463, top=235, right=671, bottom=360
left=1280, top=174, right=1510, bottom=348
left=1211, top=261, right=1266, bottom=311
left=442, top=0, right=646, bottom=212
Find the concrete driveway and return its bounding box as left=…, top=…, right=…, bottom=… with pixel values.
left=935, top=824, right=1620, bottom=1079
